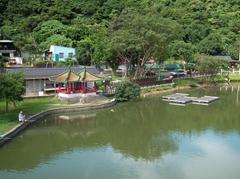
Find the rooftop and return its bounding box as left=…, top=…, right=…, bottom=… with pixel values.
left=6, top=66, right=107, bottom=80
left=49, top=69, right=80, bottom=82
left=0, top=40, right=14, bottom=43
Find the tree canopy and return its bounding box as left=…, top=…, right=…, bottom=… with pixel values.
left=0, top=0, right=239, bottom=66
left=0, top=73, right=25, bottom=112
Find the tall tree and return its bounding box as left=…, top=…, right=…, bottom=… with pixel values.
left=0, top=73, right=25, bottom=112
left=106, top=9, right=181, bottom=77
left=169, top=40, right=196, bottom=62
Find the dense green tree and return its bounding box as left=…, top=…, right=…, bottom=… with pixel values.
left=198, top=33, right=224, bottom=55
left=33, top=20, right=67, bottom=45
left=76, top=38, right=93, bottom=65
left=106, top=9, right=181, bottom=77
left=0, top=56, right=9, bottom=69
left=0, top=0, right=239, bottom=66
left=195, top=54, right=227, bottom=82
left=39, top=34, right=73, bottom=49
left=169, top=40, right=196, bottom=62
left=0, top=73, right=25, bottom=112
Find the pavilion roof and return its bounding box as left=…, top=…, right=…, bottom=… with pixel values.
left=49, top=66, right=104, bottom=83
left=49, top=68, right=80, bottom=82
left=79, top=67, right=104, bottom=81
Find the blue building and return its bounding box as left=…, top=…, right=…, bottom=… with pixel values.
left=49, top=45, right=76, bottom=62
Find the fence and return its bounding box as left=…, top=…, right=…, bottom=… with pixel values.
left=133, top=78, right=173, bottom=87
left=221, top=69, right=240, bottom=75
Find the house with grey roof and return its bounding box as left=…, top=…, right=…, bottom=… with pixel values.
left=6, top=66, right=111, bottom=97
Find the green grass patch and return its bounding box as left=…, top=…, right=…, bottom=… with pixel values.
left=173, top=79, right=198, bottom=87
left=229, top=74, right=240, bottom=81
left=0, top=121, right=17, bottom=136
left=112, top=75, right=124, bottom=81
left=141, top=84, right=173, bottom=94
left=208, top=74, right=240, bottom=83
left=0, top=97, right=59, bottom=134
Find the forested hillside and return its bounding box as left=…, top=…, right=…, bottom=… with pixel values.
left=0, top=0, right=239, bottom=68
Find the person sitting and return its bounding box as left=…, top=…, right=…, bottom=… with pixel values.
left=224, top=75, right=230, bottom=85
left=18, top=111, right=26, bottom=122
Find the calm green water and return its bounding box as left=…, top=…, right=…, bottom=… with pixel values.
left=1, top=85, right=240, bottom=179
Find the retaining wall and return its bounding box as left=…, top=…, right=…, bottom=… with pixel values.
left=0, top=99, right=116, bottom=147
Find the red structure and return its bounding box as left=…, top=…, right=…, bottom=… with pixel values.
left=49, top=67, right=103, bottom=94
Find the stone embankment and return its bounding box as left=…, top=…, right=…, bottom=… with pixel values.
left=0, top=98, right=116, bottom=147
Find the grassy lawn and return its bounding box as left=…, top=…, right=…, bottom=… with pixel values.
left=173, top=79, right=198, bottom=87
left=141, top=84, right=173, bottom=94
left=211, top=74, right=240, bottom=83
left=229, top=74, right=240, bottom=81
left=111, top=75, right=124, bottom=81
left=0, top=97, right=59, bottom=135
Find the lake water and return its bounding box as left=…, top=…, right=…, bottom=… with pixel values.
left=0, top=85, right=240, bottom=179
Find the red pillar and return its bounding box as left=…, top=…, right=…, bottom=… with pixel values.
left=66, top=83, right=69, bottom=94
left=58, top=84, right=61, bottom=93
left=94, top=82, right=97, bottom=93
left=73, top=83, right=75, bottom=93
left=70, top=83, right=73, bottom=93
left=67, top=83, right=70, bottom=94
left=81, top=82, right=86, bottom=93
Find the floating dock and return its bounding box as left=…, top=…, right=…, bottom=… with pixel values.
left=169, top=97, right=198, bottom=104
left=192, top=96, right=219, bottom=105
left=169, top=97, right=193, bottom=106
left=162, top=93, right=219, bottom=106
left=162, top=93, right=189, bottom=101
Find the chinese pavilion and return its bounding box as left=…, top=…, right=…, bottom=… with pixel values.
left=49, top=67, right=104, bottom=101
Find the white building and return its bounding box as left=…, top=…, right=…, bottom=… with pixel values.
left=0, top=40, right=23, bottom=64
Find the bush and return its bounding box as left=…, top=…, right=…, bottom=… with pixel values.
left=34, top=59, right=47, bottom=67
left=115, top=81, right=140, bottom=102
left=0, top=56, right=9, bottom=68
left=96, top=81, right=105, bottom=91
left=195, top=54, right=227, bottom=83
left=54, top=61, right=66, bottom=67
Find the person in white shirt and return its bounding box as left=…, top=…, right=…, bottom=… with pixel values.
left=18, top=111, right=26, bottom=122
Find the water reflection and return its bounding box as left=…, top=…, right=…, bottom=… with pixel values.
left=220, top=84, right=240, bottom=105
left=0, top=85, right=240, bottom=179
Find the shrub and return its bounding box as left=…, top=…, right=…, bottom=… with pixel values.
left=114, top=81, right=140, bottom=101
left=54, top=61, right=66, bottom=67
left=96, top=81, right=105, bottom=91
left=34, top=59, right=47, bottom=67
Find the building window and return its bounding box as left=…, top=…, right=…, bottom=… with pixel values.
left=59, top=52, right=64, bottom=58
left=68, top=53, right=73, bottom=58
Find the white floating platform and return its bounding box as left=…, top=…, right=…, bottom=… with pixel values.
left=169, top=97, right=193, bottom=104
left=162, top=93, right=190, bottom=101
left=169, top=103, right=187, bottom=106
left=162, top=93, right=219, bottom=106
left=192, top=96, right=219, bottom=105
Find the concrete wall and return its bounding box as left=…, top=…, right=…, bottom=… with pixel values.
left=25, top=79, right=45, bottom=96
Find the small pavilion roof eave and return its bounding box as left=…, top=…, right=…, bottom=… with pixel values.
left=49, top=70, right=68, bottom=82
left=79, top=67, right=104, bottom=82
left=79, top=71, right=104, bottom=81
left=49, top=67, right=81, bottom=83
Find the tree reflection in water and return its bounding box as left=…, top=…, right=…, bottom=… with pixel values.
left=0, top=85, right=240, bottom=172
